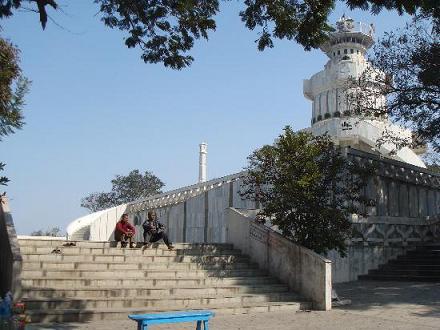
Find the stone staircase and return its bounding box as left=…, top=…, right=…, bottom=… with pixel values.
left=18, top=238, right=310, bottom=323
left=359, top=244, right=440, bottom=282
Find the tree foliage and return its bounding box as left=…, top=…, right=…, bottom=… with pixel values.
left=30, top=226, right=63, bottom=236
left=346, top=16, right=439, bottom=152
left=1, top=0, right=438, bottom=69
left=81, top=169, right=164, bottom=212
left=0, top=162, right=9, bottom=186
left=240, top=127, right=374, bottom=256
left=0, top=37, right=29, bottom=140
left=0, top=36, right=30, bottom=187
left=424, top=147, right=440, bottom=173
left=96, top=0, right=219, bottom=70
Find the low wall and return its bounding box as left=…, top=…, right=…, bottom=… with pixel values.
left=0, top=196, right=22, bottom=300
left=346, top=148, right=440, bottom=218
left=224, top=208, right=332, bottom=310
left=89, top=205, right=128, bottom=241
left=67, top=173, right=256, bottom=243
left=67, top=204, right=127, bottom=241
left=328, top=216, right=440, bottom=283
left=127, top=173, right=254, bottom=244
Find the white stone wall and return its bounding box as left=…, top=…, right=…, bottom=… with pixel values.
left=125, top=174, right=258, bottom=244
left=225, top=208, right=332, bottom=310
left=89, top=204, right=128, bottom=241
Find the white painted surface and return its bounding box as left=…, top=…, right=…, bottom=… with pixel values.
left=66, top=204, right=127, bottom=241
left=303, top=16, right=425, bottom=168
left=225, top=208, right=332, bottom=310
left=199, top=142, right=208, bottom=183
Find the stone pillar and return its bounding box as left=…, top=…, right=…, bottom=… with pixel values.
left=0, top=196, right=22, bottom=300
left=199, top=143, right=208, bottom=183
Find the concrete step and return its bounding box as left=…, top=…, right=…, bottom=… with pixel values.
left=368, top=269, right=440, bottom=276
left=22, top=276, right=278, bottom=289
left=22, top=283, right=290, bottom=299
left=19, top=246, right=242, bottom=257
left=21, top=268, right=267, bottom=279
left=390, top=258, right=440, bottom=265
left=358, top=274, right=440, bottom=282
left=20, top=246, right=172, bottom=256
left=21, top=253, right=250, bottom=264
left=18, top=240, right=116, bottom=250
left=22, top=253, right=250, bottom=264
left=23, top=292, right=301, bottom=310
left=413, top=244, right=440, bottom=249
left=405, top=251, right=440, bottom=257
left=379, top=264, right=440, bottom=271
left=22, top=260, right=257, bottom=271
left=19, top=239, right=311, bottom=323
left=359, top=244, right=440, bottom=282
left=27, top=301, right=308, bottom=323
left=18, top=239, right=233, bottom=250
left=396, top=254, right=440, bottom=259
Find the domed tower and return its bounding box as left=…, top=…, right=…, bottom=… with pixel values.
left=303, top=15, right=426, bottom=168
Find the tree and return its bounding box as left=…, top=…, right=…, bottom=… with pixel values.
left=240, top=126, right=374, bottom=256
left=0, top=0, right=438, bottom=69
left=424, top=146, right=440, bottom=173
left=30, top=226, right=63, bottom=236
left=0, top=36, right=30, bottom=186
left=345, top=16, right=439, bottom=152
left=81, top=169, right=164, bottom=212
left=0, top=37, right=28, bottom=139
left=0, top=163, right=8, bottom=186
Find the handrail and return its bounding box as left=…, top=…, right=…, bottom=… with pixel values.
left=225, top=208, right=332, bottom=310
left=127, top=171, right=244, bottom=212
left=66, top=209, right=107, bottom=239
left=66, top=171, right=245, bottom=239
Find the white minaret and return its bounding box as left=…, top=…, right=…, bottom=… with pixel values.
left=199, top=143, right=208, bottom=183
left=303, top=15, right=425, bottom=168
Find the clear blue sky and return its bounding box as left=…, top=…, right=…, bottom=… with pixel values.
left=1, top=1, right=410, bottom=234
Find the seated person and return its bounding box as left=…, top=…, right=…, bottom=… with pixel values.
left=142, top=211, right=174, bottom=250
left=115, top=213, right=136, bottom=248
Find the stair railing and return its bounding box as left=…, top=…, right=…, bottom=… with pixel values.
left=225, top=207, right=332, bottom=311
left=67, top=172, right=244, bottom=241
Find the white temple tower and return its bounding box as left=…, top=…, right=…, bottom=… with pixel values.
left=303, top=15, right=426, bottom=168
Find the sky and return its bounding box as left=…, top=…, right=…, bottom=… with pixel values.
left=1, top=1, right=411, bottom=234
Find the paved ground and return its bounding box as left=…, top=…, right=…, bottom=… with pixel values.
left=28, top=281, right=440, bottom=330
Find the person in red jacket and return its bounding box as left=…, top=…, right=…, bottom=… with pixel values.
left=115, top=214, right=136, bottom=248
